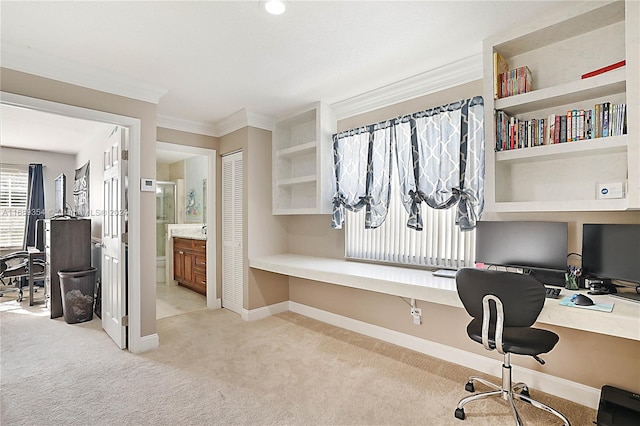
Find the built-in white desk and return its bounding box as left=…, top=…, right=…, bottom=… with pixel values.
left=250, top=254, right=640, bottom=342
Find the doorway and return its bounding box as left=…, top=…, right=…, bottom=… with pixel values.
left=155, top=141, right=217, bottom=319
left=0, top=92, right=148, bottom=352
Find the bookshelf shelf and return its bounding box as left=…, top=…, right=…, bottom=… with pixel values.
left=492, top=199, right=629, bottom=213
left=276, top=141, right=317, bottom=159
left=277, top=175, right=317, bottom=187
left=483, top=0, right=639, bottom=213
left=272, top=102, right=336, bottom=215
left=495, top=135, right=627, bottom=164
left=495, top=69, right=626, bottom=116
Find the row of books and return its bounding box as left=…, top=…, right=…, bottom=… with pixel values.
left=492, top=52, right=532, bottom=99
left=498, top=66, right=532, bottom=99
left=495, top=102, right=627, bottom=151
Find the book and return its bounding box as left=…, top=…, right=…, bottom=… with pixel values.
left=603, top=102, right=610, bottom=137
left=566, top=111, right=572, bottom=142
left=559, top=116, right=567, bottom=143
left=581, top=60, right=626, bottom=79
left=554, top=115, right=561, bottom=144
left=493, top=52, right=509, bottom=99
left=578, top=110, right=585, bottom=140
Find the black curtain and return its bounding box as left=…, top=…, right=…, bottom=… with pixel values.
left=23, top=164, right=45, bottom=249
left=21, top=164, right=45, bottom=288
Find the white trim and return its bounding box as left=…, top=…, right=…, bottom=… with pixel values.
left=155, top=141, right=217, bottom=310
left=216, top=108, right=275, bottom=137
left=243, top=301, right=290, bottom=321
left=288, top=301, right=600, bottom=410
left=330, top=53, right=483, bottom=120
left=156, top=115, right=219, bottom=138
left=0, top=91, right=149, bottom=354
left=134, top=333, right=160, bottom=353
left=2, top=43, right=168, bottom=104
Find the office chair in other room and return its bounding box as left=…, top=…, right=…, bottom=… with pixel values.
left=454, top=268, right=570, bottom=425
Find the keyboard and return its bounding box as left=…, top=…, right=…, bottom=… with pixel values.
left=610, top=292, right=640, bottom=303
left=545, top=287, right=561, bottom=299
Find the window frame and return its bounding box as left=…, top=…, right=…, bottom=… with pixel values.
left=0, top=164, right=29, bottom=249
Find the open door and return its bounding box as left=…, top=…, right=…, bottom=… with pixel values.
left=102, top=126, right=127, bottom=349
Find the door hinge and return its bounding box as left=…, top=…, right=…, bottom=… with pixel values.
left=121, top=149, right=129, bottom=161
left=121, top=233, right=128, bottom=244
left=121, top=315, right=129, bottom=326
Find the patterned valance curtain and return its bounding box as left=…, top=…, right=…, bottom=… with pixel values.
left=332, top=96, right=484, bottom=231
left=331, top=123, right=393, bottom=229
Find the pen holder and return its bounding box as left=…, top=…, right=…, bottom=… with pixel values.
left=565, top=273, right=579, bottom=290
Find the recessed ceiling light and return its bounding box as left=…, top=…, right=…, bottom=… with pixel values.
left=265, top=0, right=286, bottom=15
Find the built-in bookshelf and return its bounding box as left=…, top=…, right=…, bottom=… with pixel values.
left=483, top=0, right=639, bottom=212
left=272, top=102, right=336, bottom=215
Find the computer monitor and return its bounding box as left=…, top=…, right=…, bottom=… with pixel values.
left=582, top=224, right=640, bottom=284
left=54, top=173, right=66, bottom=216
left=475, top=221, right=568, bottom=272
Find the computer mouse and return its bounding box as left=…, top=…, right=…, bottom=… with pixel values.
left=573, top=294, right=595, bottom=306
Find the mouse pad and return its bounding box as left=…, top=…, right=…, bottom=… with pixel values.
left=559, top=296, right=614, bottom=313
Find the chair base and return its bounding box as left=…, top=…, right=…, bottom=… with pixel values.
left=454, top=354, right=570, bottom=425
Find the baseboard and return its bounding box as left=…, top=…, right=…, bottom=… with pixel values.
left=131, top=332, right=159, bottom=354
left=243, top=301, right=289, bottom=322
left=289, top=301, right=600, bottom=410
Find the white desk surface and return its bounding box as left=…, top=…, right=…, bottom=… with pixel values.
left=249, top=254, right=640, bottom=342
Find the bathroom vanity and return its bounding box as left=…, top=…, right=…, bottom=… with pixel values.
left=173, top=236, right=207, bottom=295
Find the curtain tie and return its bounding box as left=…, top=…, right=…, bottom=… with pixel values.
left=408, top=189, right=426, bottom=204
left=452, top=187, right=478, bottom=205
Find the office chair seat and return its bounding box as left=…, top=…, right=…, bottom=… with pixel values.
left=466, top=319, right=559, bottom=356
left=454, top=268, right=570, bottom=425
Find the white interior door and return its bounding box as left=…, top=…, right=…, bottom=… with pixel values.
left=222, top=151, right=243, bottom=315
left=102, top=126, right=127, bottom=349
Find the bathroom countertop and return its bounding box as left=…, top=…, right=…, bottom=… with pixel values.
left=167, top=224, right=207, bottom=240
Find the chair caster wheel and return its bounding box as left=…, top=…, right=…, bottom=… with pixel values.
left=465, top=381, right=475, bottom=392
left=454, top=408, right=466, bottom=420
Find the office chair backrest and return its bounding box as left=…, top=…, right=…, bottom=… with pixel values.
left=456, top=268, right=546, bottom=328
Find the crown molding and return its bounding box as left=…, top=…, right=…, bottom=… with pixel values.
left=156, top=114, right=219, bottom=138
left=215, top=108, right=275, bottom=137
left=330, top=53, right=483, bottom=120
left=1, top=43, right=168, bottom=104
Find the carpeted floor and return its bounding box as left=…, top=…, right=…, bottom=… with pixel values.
left=0, top=301, right=595, bottom=425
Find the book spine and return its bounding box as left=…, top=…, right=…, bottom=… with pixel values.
left=578, top=109, right=585, bottom=140
left=560, top=115, right=567, bottom=143
left=554, top=115, right=561, bottom=144
left=603, top=102, right=610, bottom=137
left=572, top=110, right=578, bottom=141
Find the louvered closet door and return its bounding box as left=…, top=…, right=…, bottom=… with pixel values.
left=222, top=151, right=243, bottom=315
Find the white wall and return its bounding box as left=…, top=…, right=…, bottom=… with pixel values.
left=1, top=146, right=75, bottom=217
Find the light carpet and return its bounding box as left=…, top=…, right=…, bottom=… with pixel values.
left=0, top=302, right=595, bottom=425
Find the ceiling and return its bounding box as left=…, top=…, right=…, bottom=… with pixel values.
left=1, top=0, right=572, bottom=155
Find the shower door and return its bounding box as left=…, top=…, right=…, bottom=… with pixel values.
left=156, top=181, right=176, bottom=257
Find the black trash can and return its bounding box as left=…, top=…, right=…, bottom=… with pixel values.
left=58, top=267, right=97, bottom=324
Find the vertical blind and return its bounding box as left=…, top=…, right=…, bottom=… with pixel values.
left=0, top=164, right=29, bottom=248
left=346, top=150, right=476, bottom=269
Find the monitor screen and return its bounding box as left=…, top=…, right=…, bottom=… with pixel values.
left=475, top=221, right=568, bottom=272
left=582, top=224, right=640, bottom=284
left=54, top=173, right=66, bottom=216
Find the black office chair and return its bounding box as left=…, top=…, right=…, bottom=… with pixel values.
left=454, top=268, right=570, bottom=425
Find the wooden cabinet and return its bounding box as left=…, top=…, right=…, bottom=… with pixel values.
left=482, top=0, right=639, bottom=212
left=173, top=237, right=206, bottom=295
left=44, top=218, right=91, bottom=319
left=272, top=102, right=336, bottom=215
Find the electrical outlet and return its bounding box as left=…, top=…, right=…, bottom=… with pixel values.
left=411, top=307, right=422, bottom=325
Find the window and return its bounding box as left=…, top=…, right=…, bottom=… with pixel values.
left=335, top=97, right=484, bottom=270
left=346, top=157, right=476, bottom=269
left=0, top=164, right=29, bottom=249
